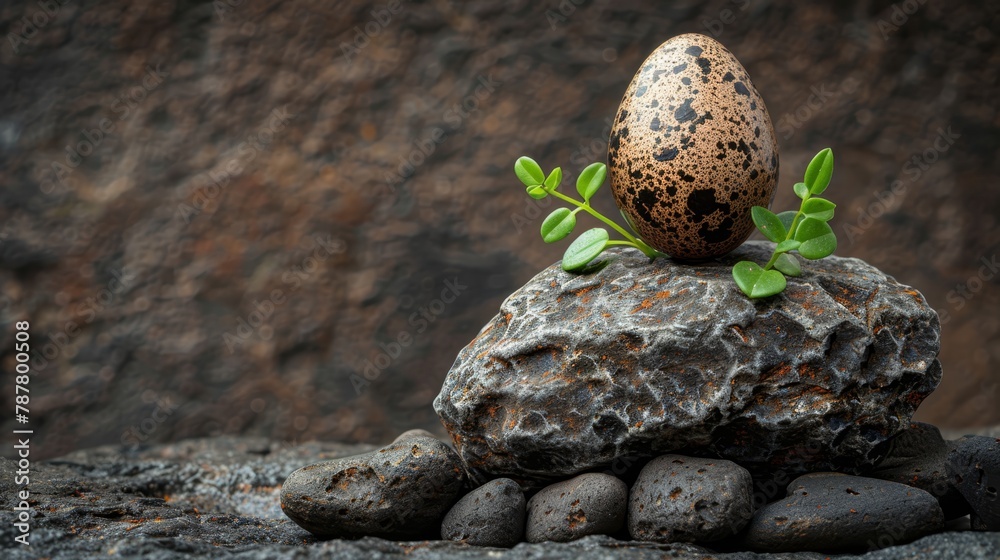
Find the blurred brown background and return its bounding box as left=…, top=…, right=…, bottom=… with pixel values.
left=0, top=0, right=997, bottom=460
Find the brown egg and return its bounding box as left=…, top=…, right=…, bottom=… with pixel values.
left=608, top=33, right=778, bottom=260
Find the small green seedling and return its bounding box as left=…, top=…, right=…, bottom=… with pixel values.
left=732, top=148, right=838, bottom=299
left=514, top=157, right=662, bottom=272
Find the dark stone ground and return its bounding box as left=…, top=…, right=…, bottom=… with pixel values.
left=0, top=0, right=999, bottom=461
left=2, top=436, right=998, bottom=559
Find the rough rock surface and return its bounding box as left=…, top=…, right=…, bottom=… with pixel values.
left=279, top=436, right=465, bottom=539
left=525, top=473, right=628, bottom=543
left=742, top=473, right=945, bottom=552
left=1, top=436, right=999, bottom=559
left=441, top=478, right=525, bottom=547
left=395, top=429, right=440, bottom=443
left=628, top=455, right=753, bottom=543
left=867, top=422, right=970, bottom=519
left=435, top=243, right=942, bottom=486
left=947, top=436, right=1000, bottom=530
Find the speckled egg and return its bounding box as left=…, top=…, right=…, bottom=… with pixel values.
left=608, top=33, right=778, bottom=260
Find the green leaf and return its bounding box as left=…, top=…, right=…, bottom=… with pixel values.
left=544, top=167, right=563, bottom=191
left=562, top=228, right=609, bottom=272
left=804, top=148, right=834, bottom=195
left=794, top=218, right=837, bottom=259
left=732, top=261, right=787, bottom=298
left=576, top=162, right=607, bottom=202
left=751, top=206, right=786, bottom=243
left=775, top=239, right=801, bottom=253
left=773, top=253, right=802, bottom=277
left=793, top=182, right=809, bottom=200
left=802, top=197, right=836, bottom=221
left=799, top=234, right=837, bottom=260
left=794, top=217, right=834, bottom=243
left=777, top=211, right=798, bottom=232
left=540, top=208, right=576, bottom=243
left=514, top=156, right=545, bottom=187
left=526, top=185, right=548, bottom=199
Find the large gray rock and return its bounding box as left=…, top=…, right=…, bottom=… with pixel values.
left=434, top=243, right=942, bottom=486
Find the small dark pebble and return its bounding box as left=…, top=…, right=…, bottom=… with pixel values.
left=742, top=472, right=944, bottom=553
left=442, top=478, right=526, bottom=547
left=867, top=422, right=971, bottom=519
left=947, top=435, right=1000, bottom=530
left=280, top=436, right=465, bottom=539
left=628, top=454, right=754, bottom=543
left=526, top=473, right=627, bottom=543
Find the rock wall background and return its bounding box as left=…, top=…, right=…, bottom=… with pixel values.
left=0, top=0, right=997, bottom=459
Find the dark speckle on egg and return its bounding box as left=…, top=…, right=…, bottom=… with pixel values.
left=608, top=33, right=779, bottom=260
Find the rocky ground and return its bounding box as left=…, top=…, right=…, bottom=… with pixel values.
left=0, top=436, right=997, bottom=559
left=1, top=0, right=999, bottom=461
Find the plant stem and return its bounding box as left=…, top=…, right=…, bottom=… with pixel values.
left=548, top=189, right=659, bottom=258
left=762, top=251, right=782, bottom=271
left=763, top=196, right=810, bottom=271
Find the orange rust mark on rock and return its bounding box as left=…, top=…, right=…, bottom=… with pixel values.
left=631, top=299, right=653, bottom=313
left=567, top=509, right=587, bottom=529
left=760, top=363, right=793, bottom=383
left=657, top=277, right=670, bottom=284
left=903, top=390, right=926, bottom=407
left=569, top=284, right=599, bottom=303
left=731, top=325, right=749, bottom=343
left=902, top=288, right=923, bottom=303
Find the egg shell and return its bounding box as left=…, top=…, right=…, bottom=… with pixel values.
left=608, top=33, right=779, bottom=260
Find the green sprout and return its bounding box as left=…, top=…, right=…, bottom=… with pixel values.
left=514, top=156, right=662, bottom=272
left=732, top=148, right=838, bottom=299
